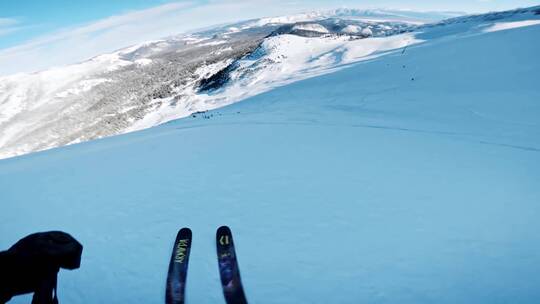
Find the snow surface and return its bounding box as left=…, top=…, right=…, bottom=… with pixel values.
left=134, top=58, right=153, bottom=66
left=484, top=19, right=540, bottom=32
left=0, top=52, right=131, bottom=153
left=292, top=23, right=330, bottom=33
left=341, top=24, right=361, bottom=34
left=361, top=27, right=373, bottom=36
left=1, top=10, right=539, bottom=304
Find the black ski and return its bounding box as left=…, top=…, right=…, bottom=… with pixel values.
left=166, top=228, right=192, bottom=304
left=216, top=226, right=248, bottom=304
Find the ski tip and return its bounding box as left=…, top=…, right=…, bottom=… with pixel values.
left=217, top=226, right=231, bottom=235
left=178, top=227, right=192, bottom=237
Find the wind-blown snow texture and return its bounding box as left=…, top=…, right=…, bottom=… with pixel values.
left=1, top=7, right=540, bottom=304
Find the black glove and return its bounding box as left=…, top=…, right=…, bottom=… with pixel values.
left=0, top=231, right=83, bottom=304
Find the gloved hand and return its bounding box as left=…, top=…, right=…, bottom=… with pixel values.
left=0, top=231, right=83, bottom=304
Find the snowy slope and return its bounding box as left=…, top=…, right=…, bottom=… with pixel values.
left=130, top=33, right=420, bottom=131
left=0, top=54, right=132, bottom=153
left=0, top=9, right=437, bottom=160
left=1, top=6, right=540, bottom=304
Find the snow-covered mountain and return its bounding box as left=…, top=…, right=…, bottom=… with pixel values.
left=1, top=5, right=540, bottom=304
left=0, top=9, right=457, bottom=160
left=0, top=7, right=538, bottom=161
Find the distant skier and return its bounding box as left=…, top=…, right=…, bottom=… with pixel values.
left=0, top=231, right=83, bottom=304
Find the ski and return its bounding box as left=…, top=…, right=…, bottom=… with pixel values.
left=165, top=228, right=192, bottom=304
left=216, top=226, right=248, bottom=304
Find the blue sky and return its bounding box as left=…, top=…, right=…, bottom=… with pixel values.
left=0, top=0, right=175, bottom=49
left=0, top=0, right=538, bottom=75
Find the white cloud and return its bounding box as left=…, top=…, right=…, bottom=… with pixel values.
left=0, top=18, right=21, bottom=36
left=0, top=0, right=338, bottom=76
left=0, top=27, right=16, bottom=36
left=0, top=18, right=18, bottom=26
